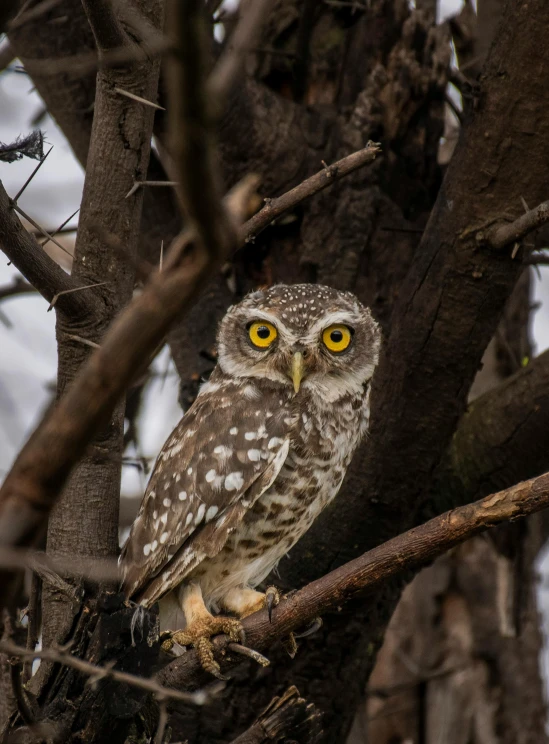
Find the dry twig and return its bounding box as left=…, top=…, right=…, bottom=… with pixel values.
left=241, top=142, right=381, bottom=242
left=488, top=200, right=549, bottom=250
left=0, top=639, right=208, bottom=707
left=0, top=180, right=99, bottom=318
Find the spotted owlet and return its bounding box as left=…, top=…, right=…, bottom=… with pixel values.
left=121, top=284, right=380, bottom=677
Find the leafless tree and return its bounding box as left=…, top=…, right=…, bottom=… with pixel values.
left=1, top=0, right=549, bottom=742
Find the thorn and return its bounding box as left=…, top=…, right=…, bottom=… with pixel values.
left=159, top=239, right=164, bottom=272
left=66, top=334, right=100, bottom=349
left=40, top=207, right=79, bottom=250
left=125, top=180, right=179, bottom=198
left=114, top=87, right=165, bottom=110
left=12, top=203, right=72, bottom=257
left=12, top=146, right=53, bottom=203
left=47, top=281, right=107, bottom=312
left=520, top=196, right=530, bottom=214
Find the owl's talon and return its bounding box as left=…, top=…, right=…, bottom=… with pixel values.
left=161, top=615, right=244, bottom=679
left=265, top=586, right=280, bottom=623
left=294, top=616, right=323, bottom=639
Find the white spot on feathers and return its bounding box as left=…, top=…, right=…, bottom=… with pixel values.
left=160, top=512, right=168, bottom=525
left=225, top=472, right=244, bottom=491
left=247, top=449, right=261, bottom=462
left=206, top=469, right=217, bottom=483
left=195, top=503, right=206, bottom=524
left=268, top=437, right=283, bottom=449
left=160, top=531, right=169, bottom=544
left=206, top=505, right=218, bottom=521
left=229, top=427, right=238, bottom=435
left=163, top=497, right=171, bottom=507
left=178, top=491, right=187, bottom=501
left=185, top=513, right=193, bottom=526
left=244, top=432, right=256, bottom=441
left=143, top=543, right=151, bottom=556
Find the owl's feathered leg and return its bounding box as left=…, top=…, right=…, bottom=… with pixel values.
left=222, top=586, right=298, bottom=656
left=161, top=583, right=244, bottom=680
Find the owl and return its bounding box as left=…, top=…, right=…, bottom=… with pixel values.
left=120, top=284, right=380, bottom=677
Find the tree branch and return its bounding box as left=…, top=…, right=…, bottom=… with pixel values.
left=0, top=179, right=99, bottom=318
left=158, top=469, right=549, bottom=689
left=166, top=0, right=237, bottom=256
left=241, top=142, right=381, bottom=242
left=488, top=200, right=549, bottom=251
left=81, top=0, right=125, bottom=53
left=0, top=639, right=207, bottom=707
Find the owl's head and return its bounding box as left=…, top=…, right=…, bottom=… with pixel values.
left=216, top=284, right=380, bottom=402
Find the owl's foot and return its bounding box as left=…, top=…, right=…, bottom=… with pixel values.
left=161, top=615, right=245, bottom=680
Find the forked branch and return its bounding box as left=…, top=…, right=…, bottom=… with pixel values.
left=0, top=179, right=100, bottom=318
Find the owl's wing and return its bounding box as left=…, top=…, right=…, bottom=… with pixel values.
left=120, top=380, right=291, bottom=606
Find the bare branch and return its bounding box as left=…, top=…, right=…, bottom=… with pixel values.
left=241, top=142, right=382, bottom=242
left=209, top=0, right=277, bottom=106
left=158, top=470, right=549, bottom=688
left=166, top=0, right=236, bottom=256
left=9, top=658, right=36, bottom=725
left=16, top=34, right=170, bottom=77
left=488, top=200, right=549, bottom=250
left=8, top=0, right=63, bottom=31
left=0, top=547, right=120, bottom=584
left=0, top=639, right=209, bottom=707
left=81, top=0, right=125, bottom=53
left=0, top=179, right=99, bottom=318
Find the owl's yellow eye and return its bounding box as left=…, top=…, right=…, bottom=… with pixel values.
left=248, top=321, right=278, bottom=349
left=322, top=324, right=353, bottom=353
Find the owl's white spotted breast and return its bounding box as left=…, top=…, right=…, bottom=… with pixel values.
left=190, top=381, right=371, bottom=606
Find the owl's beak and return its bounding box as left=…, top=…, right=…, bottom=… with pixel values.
left=291, top=351, right=305, bottom=393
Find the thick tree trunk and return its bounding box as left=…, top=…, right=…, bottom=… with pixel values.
left=353, top=270, right=549, bottom=744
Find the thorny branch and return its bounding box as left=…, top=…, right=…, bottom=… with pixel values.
left=488, top=200, right=549, bottom=251
left=0, top=179, right=99, bottom=318
left=0, top=639, right=208, bottom=707
left=241, top=142, right=381, bottom=243
left=158, top=469, right=549, bottom=688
